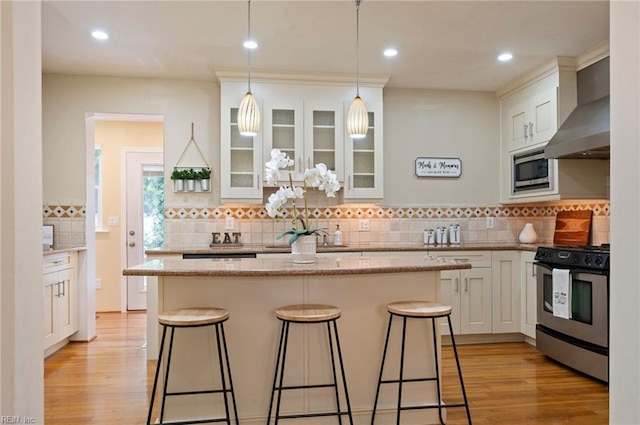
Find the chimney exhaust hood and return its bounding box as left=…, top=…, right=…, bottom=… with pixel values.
left=544, top=57, right=610, bottom=159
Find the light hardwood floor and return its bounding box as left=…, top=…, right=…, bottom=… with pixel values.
left=45, top=312, right=609, bottom=424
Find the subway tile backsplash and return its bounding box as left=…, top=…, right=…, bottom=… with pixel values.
left=43, top=200, right=610, bottom=249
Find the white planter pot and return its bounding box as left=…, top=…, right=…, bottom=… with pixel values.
left=186, top=179, right=196, bottom=191
left=173, top=179, right=185, bottom=192
left=200, top=179, right=210, bottom=191
left=291, top=235, right=317, bottom=264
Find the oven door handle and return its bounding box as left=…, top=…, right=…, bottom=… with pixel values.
left=534, top=261, right=608, bottom=276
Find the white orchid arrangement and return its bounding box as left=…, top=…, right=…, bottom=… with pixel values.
left=265, top=149, right=341, bottom=244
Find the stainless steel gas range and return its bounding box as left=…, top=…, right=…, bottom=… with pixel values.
left=534, top=244, right=610, bottom=382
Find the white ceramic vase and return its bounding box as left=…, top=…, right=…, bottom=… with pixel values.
left=291, top=235, right=317, bottom=264
left=519, top=222, right=538, bottom=244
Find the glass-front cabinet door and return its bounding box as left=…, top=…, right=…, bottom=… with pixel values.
left=304, top=101, right=344, bottom=181
left=221, top=104, right=263, bottom=203
left=343, top=104, right=383, bottom=201
left=263, top=100, right=304, bottom=182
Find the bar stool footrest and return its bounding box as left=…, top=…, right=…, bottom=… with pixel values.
left=277, top=383, right=337, bottom=391
left=156, top=418, right=235, bottom=425
left=166, top=389, right=232, bottom=397
left=380, top=377, right=438, bottom=384
left=400, top=401, right=470, bottom=411
left=276, top=411, right=352, bottom=420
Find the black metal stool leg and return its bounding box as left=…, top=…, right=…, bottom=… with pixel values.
left=371, top=313, right=393, bottom=425
left=267, top=321, right=287, bottom=425
left=431, top=318, right=445, bottom=425
left=214, top=323, right=232, bottom=424
left=274, top=321, right=291, bottom=424
left=219, top=323, right=240, bottom=425
left=159, top=326, right=176, bottom=423
left=448, top=316, right=472, bottom=425
left=326, top=321, right=344, bottom=425
left=396, top=316, right=408, bottom=425
left=333, top=320, right=354, bottom=425
left=147, top=325, right=168, bottom=425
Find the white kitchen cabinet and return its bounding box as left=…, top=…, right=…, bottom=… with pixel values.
left=343, top=104, right=383, bottom=201
left=263, top=99, right=344, bottom=182
left=491, top=251, right=521, bottom=333
left=43, top=251, right=78, bottom=355
left=520, top=251, right=537, bottom=339
left=506, top=88, right=557, bottom=152
left=435, top=251, right=492, bottom=335
left=220, top=83, right=264, bottom=203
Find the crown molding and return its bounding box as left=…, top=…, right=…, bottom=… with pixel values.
left=576, top=40, right=609, bottom=70
left=214, top=68, right=390, bottom=88
left=496, top=56, right=575, bottom=98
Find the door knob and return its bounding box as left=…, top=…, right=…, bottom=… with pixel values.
left=129, top=230, right=135, bottom=235
left=128, top=242, right=135, bottom=247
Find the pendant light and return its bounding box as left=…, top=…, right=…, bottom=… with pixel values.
left=347, top=0, right=369, bottom=139
left=238, top=0, right=260, bottom=137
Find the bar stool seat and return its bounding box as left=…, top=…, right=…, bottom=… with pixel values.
left=267, top=304, right=353, bottom=424
left=147, top=307, right=239, bottom=425
left=372, top=301, right=472, bottom=425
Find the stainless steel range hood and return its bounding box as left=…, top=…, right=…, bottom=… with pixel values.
left=544, top=57, right=610, bottom=159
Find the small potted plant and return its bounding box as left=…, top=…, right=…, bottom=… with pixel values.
left=199, top=167, right=212, bottom=191
left=185, top=168, right=197, bottom=191
left=171, top=169, right=186, bottom=191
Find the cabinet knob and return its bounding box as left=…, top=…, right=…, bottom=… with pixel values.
left=128, top=242, right=136, bottom=247
left=129, top=230, right=135, bottom=236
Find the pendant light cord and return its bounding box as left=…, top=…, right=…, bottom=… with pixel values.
left=247, top=0, right=252, bottom=93
left=355, top=0, right=361, bottom=97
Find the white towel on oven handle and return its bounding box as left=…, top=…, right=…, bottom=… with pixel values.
left=552, top=268, right=571, bottom=319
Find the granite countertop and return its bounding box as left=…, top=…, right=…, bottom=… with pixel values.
left=123, top=255, right=472, bottom=277
left=43, top=246, right=87, bottom=255
left=147, top=242, right=541, bottom=256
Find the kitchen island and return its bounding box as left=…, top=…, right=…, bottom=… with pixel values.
left=124, top=255, right=471, bottom=425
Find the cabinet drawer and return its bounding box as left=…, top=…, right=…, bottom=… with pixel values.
left=429, top=250, right=491, bottom=268
left=43, top=253, right=71, bottom=272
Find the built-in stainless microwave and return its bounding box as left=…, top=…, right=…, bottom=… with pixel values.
left=512, top=148, right=552, bottom=194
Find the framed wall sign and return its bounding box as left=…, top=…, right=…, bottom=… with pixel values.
left=414, top=157, right=462, bottom=178
left=43, top=225, right=54, bottom=251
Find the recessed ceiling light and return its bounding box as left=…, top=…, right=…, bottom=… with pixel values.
left=91, top=30, right=109, bottom=40
left=498, top=52, right=513, bottom=62
left=383, top=48, right=398, bottom=58
left=243, top=40, right=258, bottom=49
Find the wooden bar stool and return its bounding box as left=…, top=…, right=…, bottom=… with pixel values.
left=147, top=307, right=239, bottom=425
left=267, top=304, right=354, bottom=424
left=371, top=301, right=472, bottom=425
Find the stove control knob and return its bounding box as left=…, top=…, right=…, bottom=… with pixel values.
left=595, top=255, right=604, bottom=266
left=584, top=254, right=592, bottom=265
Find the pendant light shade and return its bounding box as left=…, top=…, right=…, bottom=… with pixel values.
left=347, top=95, right=368, bottom=139
left=238, top=0, right=260, bottom=137
left=238, top=91, right=260, bottom=136
left=347, top=0, right=368, bottom=139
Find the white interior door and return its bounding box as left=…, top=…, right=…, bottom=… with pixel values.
left=125, top=150, right=163, bottom=311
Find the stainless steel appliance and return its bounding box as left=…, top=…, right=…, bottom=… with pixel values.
left=512, top=148, right=552, bottom=194
left=534, top=244, right=609, bottom=382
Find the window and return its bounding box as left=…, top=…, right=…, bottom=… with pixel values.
left=95, top=145, right=103, bottom=229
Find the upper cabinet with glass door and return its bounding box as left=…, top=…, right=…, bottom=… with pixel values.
left=263, top=99, right=343, bottom=183
left=343, top=97, right=383, bottom=201
left=220, top=82, right=264, bottom=203
left=218, top=73, right=386, bottom=203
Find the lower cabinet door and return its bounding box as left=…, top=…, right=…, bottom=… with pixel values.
left=459, top=268, right=493, bottom=334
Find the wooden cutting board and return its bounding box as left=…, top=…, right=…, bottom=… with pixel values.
left=553, top=210, right=593, bottom=246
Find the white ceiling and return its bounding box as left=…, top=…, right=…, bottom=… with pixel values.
left=41, top=0, right=610, bottom=92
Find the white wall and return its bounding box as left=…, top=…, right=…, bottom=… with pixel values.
left=382, top=88, right=500, bottom=205
left=0, top=1, right=43, bottom=422
left=610, top=1, right=640, bottom=423
left=42, top=74, right=220, bottom=206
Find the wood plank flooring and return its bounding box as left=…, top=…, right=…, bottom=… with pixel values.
left=45, top=312, right=609, bottom=424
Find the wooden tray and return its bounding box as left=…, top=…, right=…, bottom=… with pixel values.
left=553, top=210, right=592, bottom=246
